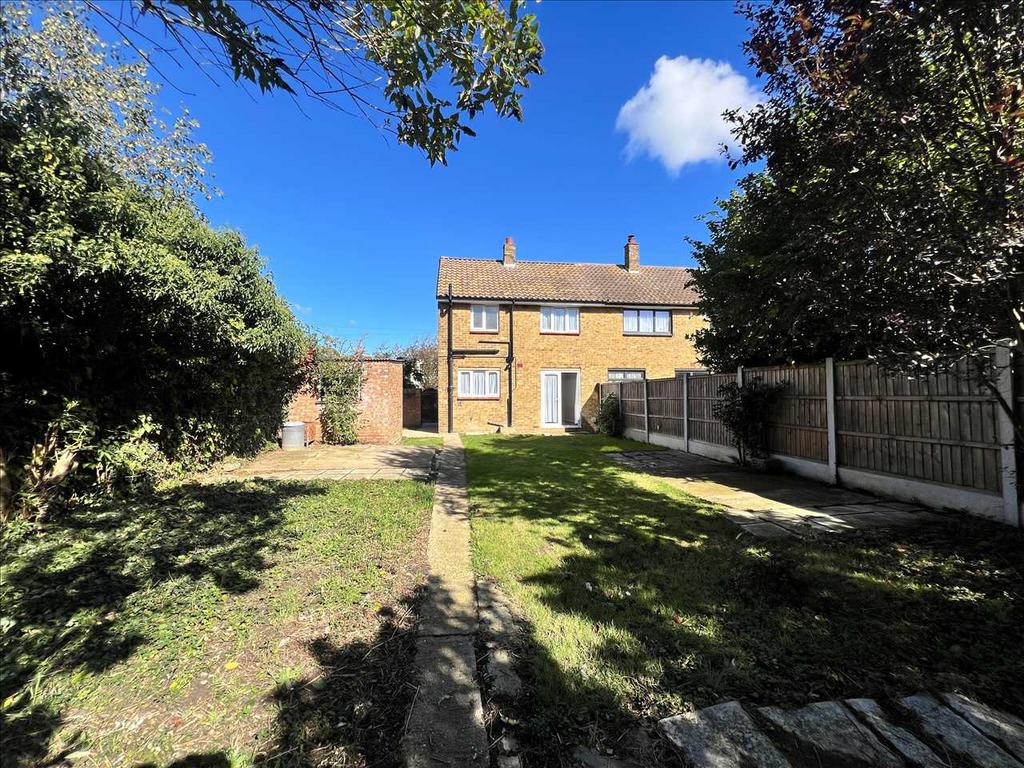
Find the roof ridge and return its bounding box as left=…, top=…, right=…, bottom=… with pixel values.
left=438, top=255, right=694, bottom=270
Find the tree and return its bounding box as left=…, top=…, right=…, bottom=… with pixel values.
left=0, top=90, right=306, bottom=518
left=1, top=2, right=213, bottom=200
left=84, top=0, right=545, bottom=165
left=378, top=336, right=438, bottom=389
left=692, top=1, right=1023, bottom=387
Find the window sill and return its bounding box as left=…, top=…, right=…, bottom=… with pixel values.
left=623, top=332, right=673, bottom=337
left=540, top=330, right=580, bottom=336
left=469, top=329, right=500, bottom=335
left=457, top=396, right=501, bottom=401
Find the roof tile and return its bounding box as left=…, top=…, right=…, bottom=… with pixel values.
left=436, top=257, right=698, bottom=306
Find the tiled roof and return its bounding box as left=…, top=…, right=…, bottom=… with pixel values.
left=436, top=257, right=699, bottom=306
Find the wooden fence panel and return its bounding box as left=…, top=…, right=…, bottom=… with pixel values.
left=835, top=358, right=1001, bottom=492
left=647, top=377, right=685, bottom=437
left=747, top=363, right=828, bottom=462
left=616, top=380, right=646, bottom=433
left=687, top=372, right=734, bottom=446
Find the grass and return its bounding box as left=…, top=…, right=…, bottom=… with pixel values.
left=465, top=433, right=1024, bottom=763
left=400, top=435, right=443, bottom=447
left=1, top=477, right=433, bottom=767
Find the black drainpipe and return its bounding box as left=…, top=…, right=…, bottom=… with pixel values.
left=446, top=283, right=454, bottom=434
left=507, top=301, right=515, bottom=428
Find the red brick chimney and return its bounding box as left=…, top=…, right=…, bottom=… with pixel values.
left=502, top=236, right=516, bottom=268
left=624, top=234, right=639, bottom=272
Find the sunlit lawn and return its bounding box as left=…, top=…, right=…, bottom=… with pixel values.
left=1, top=478, right=432, bottom=767
left=465, top=433, right=1024, bottom=763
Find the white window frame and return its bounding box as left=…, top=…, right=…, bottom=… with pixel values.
left=622, top=308, right=672, bottom=336
left=608, top=369, right=646, bottom=381
left=540, top=305, right=580, bottom=335
left=457, top=368, right=500, bottom=400
left=470, top=303, right=499, bottom=333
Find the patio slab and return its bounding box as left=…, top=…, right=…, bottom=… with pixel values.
left=608, top=450, right=946, bottom=538
left=223, top=443, right=437, bottom=481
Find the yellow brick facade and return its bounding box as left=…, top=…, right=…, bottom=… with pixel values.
left=438, top=302, right=706, bottom=432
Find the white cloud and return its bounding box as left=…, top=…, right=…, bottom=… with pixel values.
left=616, top=55, right=760, bottom=174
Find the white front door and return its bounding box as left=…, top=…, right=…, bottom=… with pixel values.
left=541, top=370, right=580, bottom=427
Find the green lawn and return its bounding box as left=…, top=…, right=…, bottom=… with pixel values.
left=465, top=433, right=1024, bottom=762
left=400, top=435, right=443, bottom=448
left=1, top=478, right=433, bottom=767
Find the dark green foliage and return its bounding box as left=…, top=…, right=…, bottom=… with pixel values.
left=712, top=378, right=786, bottom=463
left=0, top=92, right=305, bottom=512
left=595, top=394, right=621, bottom=437
left=693, top=0, right=1023, bottom=374
left=311, top=343, right=364, bottom=445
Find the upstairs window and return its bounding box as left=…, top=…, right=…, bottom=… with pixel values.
left=623, top=309, right=671, bottom=336
left=470, top=304, right=499, bottom=332
left=540, top=306, right=580, bottom=334
left=458, top=369, right=500, bottom=399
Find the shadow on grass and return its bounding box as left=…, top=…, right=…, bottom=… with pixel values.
left=465, top=434, right=1024, bottom=765
left=0, top=480, right=326, bottom=766
left=256, top=592, right=422, bottom=768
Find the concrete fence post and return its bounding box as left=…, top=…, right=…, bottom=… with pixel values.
left=737, top=365, right=744, bottom=387
left=643, top=379, right=651, bottom=443
left=995, top=344, right=1021, bottom=527
left=615, top=381, right=623, bottom=434
left=682, top=373, right=690, bottom=453
left=825, top=357, right=838, bottom=484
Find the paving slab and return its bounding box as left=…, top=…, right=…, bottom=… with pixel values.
left=608, top=450, right=945, bottom=537
left=486, top=647, right=522, bottom=699
left=658, top=701, right=791, bottom=768
left=478, top=579, right=518, bottom=642
left=402, top=635, right=488, bottom=768
left=759, top=700, right=902, bottom=767
left=226, top=443, right=437, bottom=481
left=404, top=434, right=489, bottom=768
left=942, top=693, right=1024, bottom=762
left=901, top=694, right=1023, bottom=768
left=846, top=698, right=948, bottom=768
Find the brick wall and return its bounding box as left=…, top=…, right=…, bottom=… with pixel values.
left=286, top=386, right=321, bottom=443
left=355, top=359, right=403, bottom=443
left=438, top=302, right=706, bottom=432
left=286, top=359, right=403, bottom=444
left=403, top=388, right=422, bottom=428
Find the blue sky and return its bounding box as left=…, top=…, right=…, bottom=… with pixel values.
left=135, top=1, right=759, bottom=351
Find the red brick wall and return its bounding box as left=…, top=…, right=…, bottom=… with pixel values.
left=355, top=360, right=404, bottom=444
left=286, top=387, right=321, bottom=443
left=403, top=389, right=422, bottom=428
left=286, top=359, right=404, bottom=444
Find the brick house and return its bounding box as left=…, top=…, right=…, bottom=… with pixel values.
left=437, top=236, right=706, bottom=433
left=286, top=358, right=404, bottom=444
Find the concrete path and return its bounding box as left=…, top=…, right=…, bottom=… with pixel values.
left=223, top=444, right=436, bottom=481
left=403, top=433, right=489, bottom=768
left=403, top=424, right=440, bottom=439
left=659, top=694, right=1024, bottom=768
left=609, top=450, right=945, bottom=538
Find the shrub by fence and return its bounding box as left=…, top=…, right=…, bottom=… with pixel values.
left=599, top=350, right=1021, bottom=526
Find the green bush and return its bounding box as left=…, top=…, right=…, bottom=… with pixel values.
left=312, top=346, right=363, bottom=445
left=595, top=394, right=621, bottom=436
left=711, top=378, right=786, bottom=464
left=0, top=93, right=306, bottom=518
left=320, top=393, right=359, bottom=445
